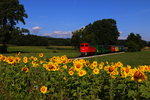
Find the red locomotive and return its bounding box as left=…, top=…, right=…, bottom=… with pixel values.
left=80, top=43, right=96, bottom=56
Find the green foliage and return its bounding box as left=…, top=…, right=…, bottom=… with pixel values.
left=71, top=19, right=120, bottom=47
left=126, top=41, right=140, bottom=52
left=117, top=40, right=126, bottom=45
left=126, top=33, right=146, bottom=52
left=71, top=30, right=82, bottom=47
left=148, top=42, right=150, bottom=47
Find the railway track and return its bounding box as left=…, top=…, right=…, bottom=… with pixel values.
left=71, top=52, right=125, bottom=60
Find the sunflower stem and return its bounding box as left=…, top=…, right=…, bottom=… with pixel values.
left=109, top=77, right=114, bottom=100
left=136, top=81, right=139, bottom=100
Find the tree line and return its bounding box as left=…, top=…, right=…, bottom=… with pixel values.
left=1, top=34, right=71, bottom=46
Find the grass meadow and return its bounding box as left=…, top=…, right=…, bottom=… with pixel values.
left=6, top=45, right=150, bottom=66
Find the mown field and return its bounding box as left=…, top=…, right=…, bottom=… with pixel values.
left=88, top=51, right=150, bottom=67
left=0, top=46, right=150, bottom=100
left=6, top=45, right=80, bottom=58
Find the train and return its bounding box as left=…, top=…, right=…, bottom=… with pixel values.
left=80, top=43, right=125, bottom=56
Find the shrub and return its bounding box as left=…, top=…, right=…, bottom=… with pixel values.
left=126, top=41, right=140, bottom=52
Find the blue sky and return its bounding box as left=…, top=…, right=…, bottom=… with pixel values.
left=19, top=0, right=150, bottom=41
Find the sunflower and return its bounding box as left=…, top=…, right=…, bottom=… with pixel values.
left=62, top=65, right=67, bottom=69
left=39, top=53, right=43, bottom=57
left=7, top=56, right=15, bottom=64
left=1, top=56, right=7, bottom=62
left=55, top=58, right=62, bottom=64
left=121, top=65, right=131, bottom=78
left=142, top=65, right=150, bottom=72
left=0, top=54, right=3, bottom=61
left=33, top=57, right=38, bottom=61
left=32, top=61, right=36, bottom=65
left=63, top=77, right=67, bottom=81
left=46, top=62, right=54, bottom=71
left=92, top=61, right=98, bottom=67
left=85, top=60, right=90, bottom=67
left=61, top=55, right=67, bottom=61
left=79, top=59, right=85, bottom=63
left=99, top=64, right=103, bottom=69
left=23, top=57, right=28, bottom=63
left=74, top=62, right=83, bottom=71
left=40, top=60, right=44, bottom=64
left=15, top=57, right=21, bottom=64
left=68, top=70, right=74, bottom=76
left=30, top=56, right=35, bottom=60
left=106, top=61, right=109, bottom=65
left=53, top=63, right=60, bottom=71
left=90, top=61, right=98, bottom=69
left=68, top=59, right=72, bottom=63
left=69, top=67, right=75, bottom=71
left=22, top=66, right=29, bottom=72
left=61, top=55, right=68, bottom=64
left=93, top=68, right=100, bottom=74
left=131, top=70, right=147, bottom=82
left=43, top=64, right=47, bottom=68
left=116, top=61, right=123, bottom=67
left=40, top=86, right=47, bottom=94
left=109, top=66, right=115, bottom=72
left=104, top=65, right=119, bottom=78
left=78, top=70, right=87, bottom=77
left=33, top=63, right=39, bottom=67
left=100, top=62, right=104, bottom=66
left=51, top=56, right=57, bottom=62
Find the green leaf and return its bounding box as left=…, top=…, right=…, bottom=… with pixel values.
left=104, top=85, right=109, bottom=90
left=73, top=92, right=77, bottom=96
left=128, top=90, right=136, bottom=98
left=49, top=88, right=55, bottom=92
left=116, top=84, right=126, bottom=89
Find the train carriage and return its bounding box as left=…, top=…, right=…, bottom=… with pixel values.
left=110, top=45, right=116, bottom=52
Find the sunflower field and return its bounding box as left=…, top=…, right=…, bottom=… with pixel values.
left=0, top=53, right=150, bottom=100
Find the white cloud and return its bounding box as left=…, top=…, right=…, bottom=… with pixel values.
left=42, top=31, right=72, bottom=38
left=31, top=26, right=42, bottom=33
left=118, top=36, right=127, bottom=40
left=119, top=31, right=122, bottom=34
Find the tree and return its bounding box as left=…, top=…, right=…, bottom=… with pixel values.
left=148, top=41, right=150, bottom=47
left=0, top=0, right=28, bottom=53
left=71, top=19, right=120, bottom=47
left=71, top=28, right=83, bottom=47
left=92, top=19, right=119, bottom=45
left=126, top=41, right=140, bottom=52
left=126, top=33, right=145, bottom=52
